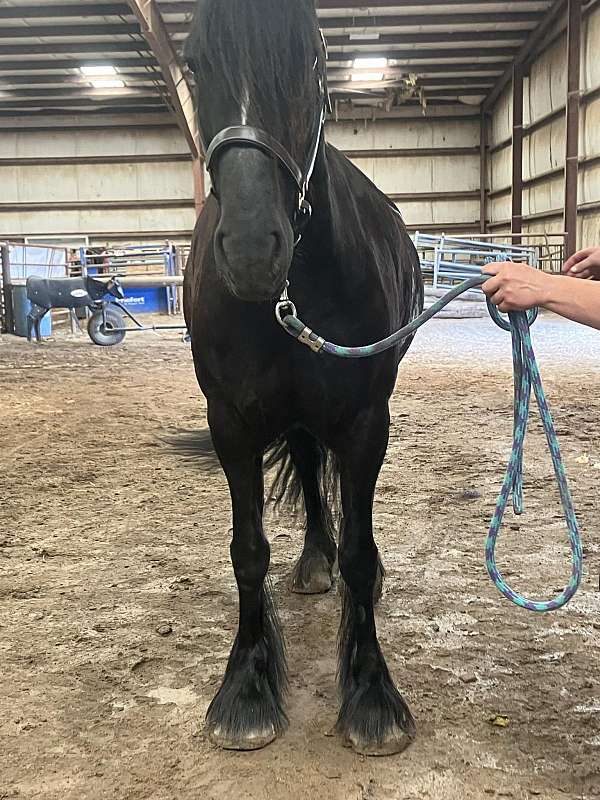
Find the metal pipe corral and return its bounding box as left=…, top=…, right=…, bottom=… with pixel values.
left=116, top=275, right=185, bottom=288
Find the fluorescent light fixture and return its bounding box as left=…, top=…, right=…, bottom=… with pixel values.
left=353, top=57, right=388, bottom=69
left=90, top=79, right=125, bottom=89
left=351, top=72, right=384, bottom=82
left=80, top=65, right=117, bottom=76
left=349, top=33, right=381, bottom=41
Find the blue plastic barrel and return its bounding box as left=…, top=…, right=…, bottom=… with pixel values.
left=11, top=285, right=52, bottom=338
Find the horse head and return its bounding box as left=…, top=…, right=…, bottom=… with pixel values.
left=185, top=0, right=328, bottom=302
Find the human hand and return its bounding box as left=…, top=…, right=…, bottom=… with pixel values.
left=562, top=247, right=600, bottom=280
left=482, top=262, right=550, bottom=312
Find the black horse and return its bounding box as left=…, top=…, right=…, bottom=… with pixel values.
left=183, top=0, right=423, bottom=756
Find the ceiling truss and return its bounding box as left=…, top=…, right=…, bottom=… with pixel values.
left=0, top=0, right=573, bottom=123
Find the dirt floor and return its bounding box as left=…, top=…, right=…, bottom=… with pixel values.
left=1, top=316, right=599, bottom=800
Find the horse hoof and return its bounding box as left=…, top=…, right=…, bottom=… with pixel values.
left=343, top=726, right=414, bottom=757
left=209, top=724, right=277, bottom=751
left=290, top=550, right=333, bottom=594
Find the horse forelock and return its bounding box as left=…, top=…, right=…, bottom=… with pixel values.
left=185, top=0, right=322, bottom=140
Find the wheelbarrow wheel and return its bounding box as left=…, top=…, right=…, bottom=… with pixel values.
left=88, top=306, right=126, bottom=346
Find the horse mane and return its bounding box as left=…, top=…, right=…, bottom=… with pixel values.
left=184, top=0, right=322, bottom=134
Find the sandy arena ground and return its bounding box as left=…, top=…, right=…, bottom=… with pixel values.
left=1, top=316, right=599, bottom=800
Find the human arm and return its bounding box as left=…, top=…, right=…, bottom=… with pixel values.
left=482, top=261, right=600, bottom=331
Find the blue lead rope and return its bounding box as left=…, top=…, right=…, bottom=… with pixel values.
left=276, top=275, right=584, bottom=612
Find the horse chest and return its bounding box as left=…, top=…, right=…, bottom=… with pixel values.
left=196, top=320, right=392, bottom=438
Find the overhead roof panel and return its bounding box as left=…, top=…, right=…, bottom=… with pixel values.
left=0, top=0, right=561, bottom=120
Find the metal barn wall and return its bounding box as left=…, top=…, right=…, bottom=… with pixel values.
left=0, top=114, right=196, bottom=244
left=488, top=3, right=600, bottom=246
left=0, top=110, right=481, bottom=243
left=327, top=115, right=482, bottom=234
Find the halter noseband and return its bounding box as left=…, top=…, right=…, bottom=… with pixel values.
left=204, top=102, right=325, bottom=236
left=206, top=126, right=304, bottom=198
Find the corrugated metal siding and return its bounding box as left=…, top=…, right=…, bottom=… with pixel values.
left=0, top=112, right=482, bottom=241
left=488, top=3, right=600, bottom=246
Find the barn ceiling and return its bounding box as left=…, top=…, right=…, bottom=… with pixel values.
left=0, top=0, right=570, bottom=121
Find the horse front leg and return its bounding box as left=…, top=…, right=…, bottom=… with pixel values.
left=335, top=404, right=416, bottom=756
left=206, top=402, right=288, bottom=750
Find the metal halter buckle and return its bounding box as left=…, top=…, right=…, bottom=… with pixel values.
left=275, top=300, right=297, bottom=327
left=275, top=282, right=297, bottom=327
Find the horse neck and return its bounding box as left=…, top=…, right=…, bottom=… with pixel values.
left=304, top=142, right=335, bottom=253
left=303, top=142, right=364, bottom=272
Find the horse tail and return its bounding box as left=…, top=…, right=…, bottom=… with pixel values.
left=264, top=435, right=340, bottom=525
left=159, top=427, right=221, bottom=470
left=162, top=426, right=341, bottom=523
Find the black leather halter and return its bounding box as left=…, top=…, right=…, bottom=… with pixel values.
left=206, top=127, right=304, bottom=196
left=202, top=31, right=331, bottom=240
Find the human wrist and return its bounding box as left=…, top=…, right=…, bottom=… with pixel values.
left=539, top=273, right=563, bottom=311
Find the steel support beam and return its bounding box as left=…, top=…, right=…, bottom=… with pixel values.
left=0, top=57, right=158, bottom=72
left=0, top=23, right=140, bottom=38
left=523, top=0, right=600, bottom=66
left=480, top=111, right=488, bottom=234
left=326, top=11, right=543, bottom=27
left=563, top=0, right=582, bottom=259
left=483, top=0, right=566, bottom=111
left=368, top=65, right=502, bottom=76
left=192, top=159, right=206, bottom=218
left=0, top=153, right=190, bottom=167
left=511, top=65, right=524, bottom=244
left=331, top=84, right=492, bottom=96
left=326, top=47, right=518, bottom=62
left=324, top=31, right=530, bottom=47
left=0, top=41, right=154, bottom=56
left=0, top=71, right=161, bottom=86
left=0, top=3, right=130, bottom=17
left=167, top=11, right=542, bottom=30
left=161, top=0, right=544, bottom=9
left=0, top=96, right=164, bottom=110
left=343, top=147, right=479, bottom=159
left=1, top=244, right=13, bottom=335
left=317, top=0, right=547, bottom=6
left=2, top=87, right=164, bottom=100
left=125, top=0, right=200, bottom=161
